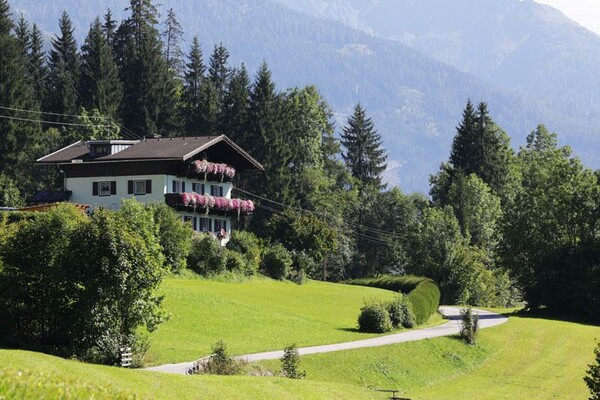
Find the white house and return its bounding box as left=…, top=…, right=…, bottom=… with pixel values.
left=36, top=135, right=263, bottom=244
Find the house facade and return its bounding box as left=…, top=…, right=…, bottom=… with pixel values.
left=37, top=135, right=263, bottom=244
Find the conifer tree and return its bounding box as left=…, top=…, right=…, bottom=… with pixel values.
left=80, top=17, right=123, bottom=118
left=221, top=64, right=250, bottom=141
left=341, top=104, right=387, bottom=194
left=29, top=23, right=46, bottom=105
left=103, top=9, right=117, bottom=47
left=119, top=0, right=178, bottom=135
left=47, top=11, right=80, bottom=116
left=182, top=36, right=205, bottom=135
left=162, top=8, right=184, bottom=77
left=14, top=14, right=29, bottom=59
left=208, top=43, right=231, bottom=106
left=247, top=61, right=277, bottom=167
left=449, top=99, right=477, bottom=174
left=197, top=79, right=219, bottom=136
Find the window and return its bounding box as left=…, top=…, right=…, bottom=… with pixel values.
left=128, top=179, right=152, bottom=195
left=173, top=179, right=185, bottom=193
left=93, top=181, right=116, bottom=197
left=211, top=185, right=223, bottom=197
left=192, top=183, right=204, bottom=194
left=134, top=180, right=146, bottom=195
left=213, top=219, right=227, bottom=233
left=199, top=217, right=211, bottom=232
left=183, top=215, right=193, bottom=226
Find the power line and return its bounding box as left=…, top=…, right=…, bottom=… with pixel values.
left=0, top=105, right=107, bottom=120
left=0, top=105, right=143, bottom=139
left=253, top=202, right=394, bottom=247
left=0, top=114, right=113, bottom=128
left=234, top=187, right=405, bottom=240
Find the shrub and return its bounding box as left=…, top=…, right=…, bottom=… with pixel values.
left=280, top=344, right=306, bottom=379
left=290, top=251, right=315, bottom=285
left=347, top=275, right=441, bottom=325
left=188, top=235, right=226, bottom=275
left=149, top=203, right=193, bottom=273
left=226, top=230, right=262, bottom=274
left=358, top=301, right=393, bottom=333
left=407, top=280, right=441, bottom=325
left=387, top=294, right=415, bottom=329
left=224, top=249, right=248, bottom=274
left=203, top=341, right=244, bottom=375
left=459, top=307, right=479, bottom=345
left=585, top=341, right=600, bottom=400
left=261, top=243, right=293, bottom=280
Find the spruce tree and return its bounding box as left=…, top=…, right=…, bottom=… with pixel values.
left=449, top=99, right=477, bottom=174
left=208, top=43, right=231, bottom=106
left=247, top=61, right=277, bottom=166
left=197, top=78, right=219, bottom=136
left=80, top=17, right=123, bottom=118
left=119, top=0, right=178, bottom=135
left=14, top=14, right=29, bottom=59
left=341, top=104, right=387, bottom=193
left=103, top=9, right=117, bottom=47
left=221, top=64, right=250, bottom=141
left=47, top=11, right=80, bottom=116
left=29, top=24, right=46, bottom=105
left=182, top=36, right=206, bottom=135
left=162, top=8, right=184, bottom=77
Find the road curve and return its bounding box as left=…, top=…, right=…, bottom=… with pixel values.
left=144, top=306, right=508, bottom=374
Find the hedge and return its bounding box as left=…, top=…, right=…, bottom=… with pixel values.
left=346, top=275, right=441, bottom=325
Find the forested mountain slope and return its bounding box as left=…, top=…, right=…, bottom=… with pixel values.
left=10, top=0, right=596, bottom=191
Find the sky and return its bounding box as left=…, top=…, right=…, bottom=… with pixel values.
left=535, top=0, right=600, bottom=35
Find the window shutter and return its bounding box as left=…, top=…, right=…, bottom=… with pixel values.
left=92, top=182, right=98, bottom=196
left=193, top=217, right=197, bottom=231
left=110, top=181, right=117, bottom=195
left=223, top=220, right=227, bottom=232
left=128, top=180, right=134, bottom=194
left=172, top=180, right=176, bottom=193
left=208, top=218, right=212, bottom=232
left=220, top=186, right=224, bottom=197
left=201, top=184, right=205, bottom=194
left=182, top=182, right=186, bottom=192
left=146, top=179, right=152, bottom=194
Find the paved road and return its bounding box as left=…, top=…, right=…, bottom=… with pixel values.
left=144, top=306, right=508, bottom=374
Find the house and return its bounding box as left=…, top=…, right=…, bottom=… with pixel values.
left=36, top=135, right=263, bottom=244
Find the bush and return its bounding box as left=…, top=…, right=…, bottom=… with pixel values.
left=387, top=295, right=415, bottom=329
left=358, top=301, right=393, bottom=333
left=202, top=341, right=244, bottom=375
left=407, top=280, right=441, bottom=325
left=226, top=230, right=262, bottom=274
left=459, top=307, right=479, bottom=345
left=224, top=249, right=248, bottom=274
left=280, top=344, right=306, bottom=379
left=290, top=251, right=316, bottom=285
left=188, top=235, right=226, bottom=275
left=585, top=341, right=600, bottom=400
left=347, top=275, right=440, bottom=325
left=149, top=203, right=193, bottom=273
left=261, top=243, right=293, bottom=280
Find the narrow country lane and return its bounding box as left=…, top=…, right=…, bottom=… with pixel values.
left=144, top=307, right=508, bottom=374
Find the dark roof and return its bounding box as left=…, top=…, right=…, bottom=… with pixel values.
left=28, top=190, right=72, bottom=204
left=37, top=135, right=263, bottom=171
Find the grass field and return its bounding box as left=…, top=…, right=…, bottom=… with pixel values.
left=0, top=350, right=379, bottom=400
left=258, top=311, right=599, bottom=399
left=147, top=277, right=398, bottom=365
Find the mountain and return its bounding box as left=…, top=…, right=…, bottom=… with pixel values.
left=8, top=0, right=598, bottom=192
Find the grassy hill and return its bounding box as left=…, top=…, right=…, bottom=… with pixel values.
left=147, top=277, right=398, bottom=365
left=0, top=277, right=598, bottom=399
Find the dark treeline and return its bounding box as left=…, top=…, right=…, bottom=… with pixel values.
left=1, top=0, right=599, bottom=318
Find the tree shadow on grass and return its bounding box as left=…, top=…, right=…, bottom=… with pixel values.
left=336, top=327, right=361, bottom=333
left=511, top=307, right=600, bottom=327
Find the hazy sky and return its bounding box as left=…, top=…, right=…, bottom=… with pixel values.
left=535, top=0, right=600, bottom=35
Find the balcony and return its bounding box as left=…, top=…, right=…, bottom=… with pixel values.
left=178, top=160, right=236, bottom=182
left=165, top=192, right=255, bottom=217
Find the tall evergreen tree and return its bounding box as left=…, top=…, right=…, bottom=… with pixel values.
left=449, top=99, right=477, bottom=173
left=47, top=11, right=80, bottom=116
left=102, top=9, right=117, bottom=47
left=221, top=64, right=250, bottom=141
left=197, top=79, right=219, bottom=136
left=28, top=23, right=46, bottom=105
left=246, top=61, right=277, bottom=167
left=80, top=18, right=123, bottom=118
left=162, top=8, right=184, bottom=77
left=0, top=0, right=41, bottom=194
left=14, top=14, right=29, bottom=59
left=182, top=35, right=205, bottom=135
left=341, top=104, right=387, bottom=194
left=118, top=0, right=178, bottom=135
left=208, top=43, right=230, bottom=106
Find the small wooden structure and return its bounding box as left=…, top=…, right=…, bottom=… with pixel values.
left=375, top=388, right=411, bottom=400
left=120, top=347, right=133, bottom=368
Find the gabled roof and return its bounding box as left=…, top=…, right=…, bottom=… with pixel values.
left=37, top=135, right=264, bottom=171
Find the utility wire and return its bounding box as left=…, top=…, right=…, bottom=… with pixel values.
left=0, top=105, right=143, bottom=139
left=254, top=202, right=393, bottom=247
left=234, top=187, right=404, bottom=240
left=0, top=114, right=113, bottom=128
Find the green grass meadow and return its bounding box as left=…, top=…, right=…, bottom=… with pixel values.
left=1, top=278, right=598, bottom=399
left=147, top=277, right=398, bottom=365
